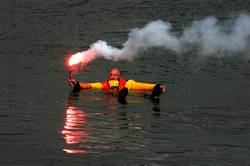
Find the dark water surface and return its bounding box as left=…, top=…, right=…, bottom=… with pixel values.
left=1, top=0, right=250, bottom=165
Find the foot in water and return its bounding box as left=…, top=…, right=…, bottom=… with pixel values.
left=118, top=87, right=128, bottom=104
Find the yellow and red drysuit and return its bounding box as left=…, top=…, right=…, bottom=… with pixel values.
left=77, top=77, right=156, bottom=92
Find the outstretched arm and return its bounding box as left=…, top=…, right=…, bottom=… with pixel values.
left=68, top=78, right=103, bottom=92
left=125, top=80, right=166, bottom=92
left=125, top=80, right=166, bottom=99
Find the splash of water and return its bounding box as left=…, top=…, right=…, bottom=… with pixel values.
left=68, top=14, right=250, bottom=67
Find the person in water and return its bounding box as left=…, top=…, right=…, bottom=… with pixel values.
left=68, top=68, right=166, bottom=99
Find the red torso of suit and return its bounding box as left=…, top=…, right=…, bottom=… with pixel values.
left=102, top=77, right=127, bottom=90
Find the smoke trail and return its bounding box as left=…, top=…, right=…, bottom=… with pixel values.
left=122, top=20, right=181, bottom=57
left=71, top=14, right=250, bottom=66
left=181, top=14, right=250, bottom=56
left=83, top=20, right=180, bottom=62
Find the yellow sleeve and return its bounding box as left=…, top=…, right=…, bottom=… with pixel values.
left=79, top=82, right=103, bottom=89
left=89, top=82, right=103, bottom=89
left=125, top=80, right=156, bottom=91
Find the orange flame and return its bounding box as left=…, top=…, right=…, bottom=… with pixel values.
left=68, top=51, right=95, bottom=66
left=68, top=52, right=83, bottom=66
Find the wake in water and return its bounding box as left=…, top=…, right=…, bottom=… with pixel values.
left=68, top=14, right=250, bottom=66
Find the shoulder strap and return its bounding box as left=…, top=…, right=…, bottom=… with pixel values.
left=118, top=77, right=127, bottom=90
left=102, top=80, right=110, bottom=90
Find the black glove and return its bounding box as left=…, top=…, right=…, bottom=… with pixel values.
left=73, top=81, right=81, bottom=92
left=151, top=84, right=162, bottom=98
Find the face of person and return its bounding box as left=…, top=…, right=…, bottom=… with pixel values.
left=109, top=69, right=121, bottom=80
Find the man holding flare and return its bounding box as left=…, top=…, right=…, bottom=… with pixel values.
left=68, top=68, right=166, bottom=99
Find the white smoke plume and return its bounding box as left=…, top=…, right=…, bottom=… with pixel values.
left=71, top=14, right=250, bottom=66
left=181, top=14, right=250, bottom=56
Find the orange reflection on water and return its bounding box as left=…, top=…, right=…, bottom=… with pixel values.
left=62, top=105, right=89, bottom=153
left=61, top=91, right=152, bottom=154
left=63, top=148, right=88, bottom=154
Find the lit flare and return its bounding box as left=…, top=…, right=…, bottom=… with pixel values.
left=68, top=52, right=83, bottom=67
left=67, top=53, right=82, bottom=80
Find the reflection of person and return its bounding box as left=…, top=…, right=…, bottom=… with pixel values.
left=68, top=68, right=166, bottom=99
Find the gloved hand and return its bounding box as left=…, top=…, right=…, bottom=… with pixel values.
left=68, top=79, right=80, bottom=92
left=151, top=84, right=166, bottom=98
left=160, top=84, right=166, bottom=92
left=68, top=79, right=78, bottom=87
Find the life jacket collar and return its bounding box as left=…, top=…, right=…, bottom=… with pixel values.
left=108, top=80, right=119, bottom=89
left=103, top=77, right=127, bottom=90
